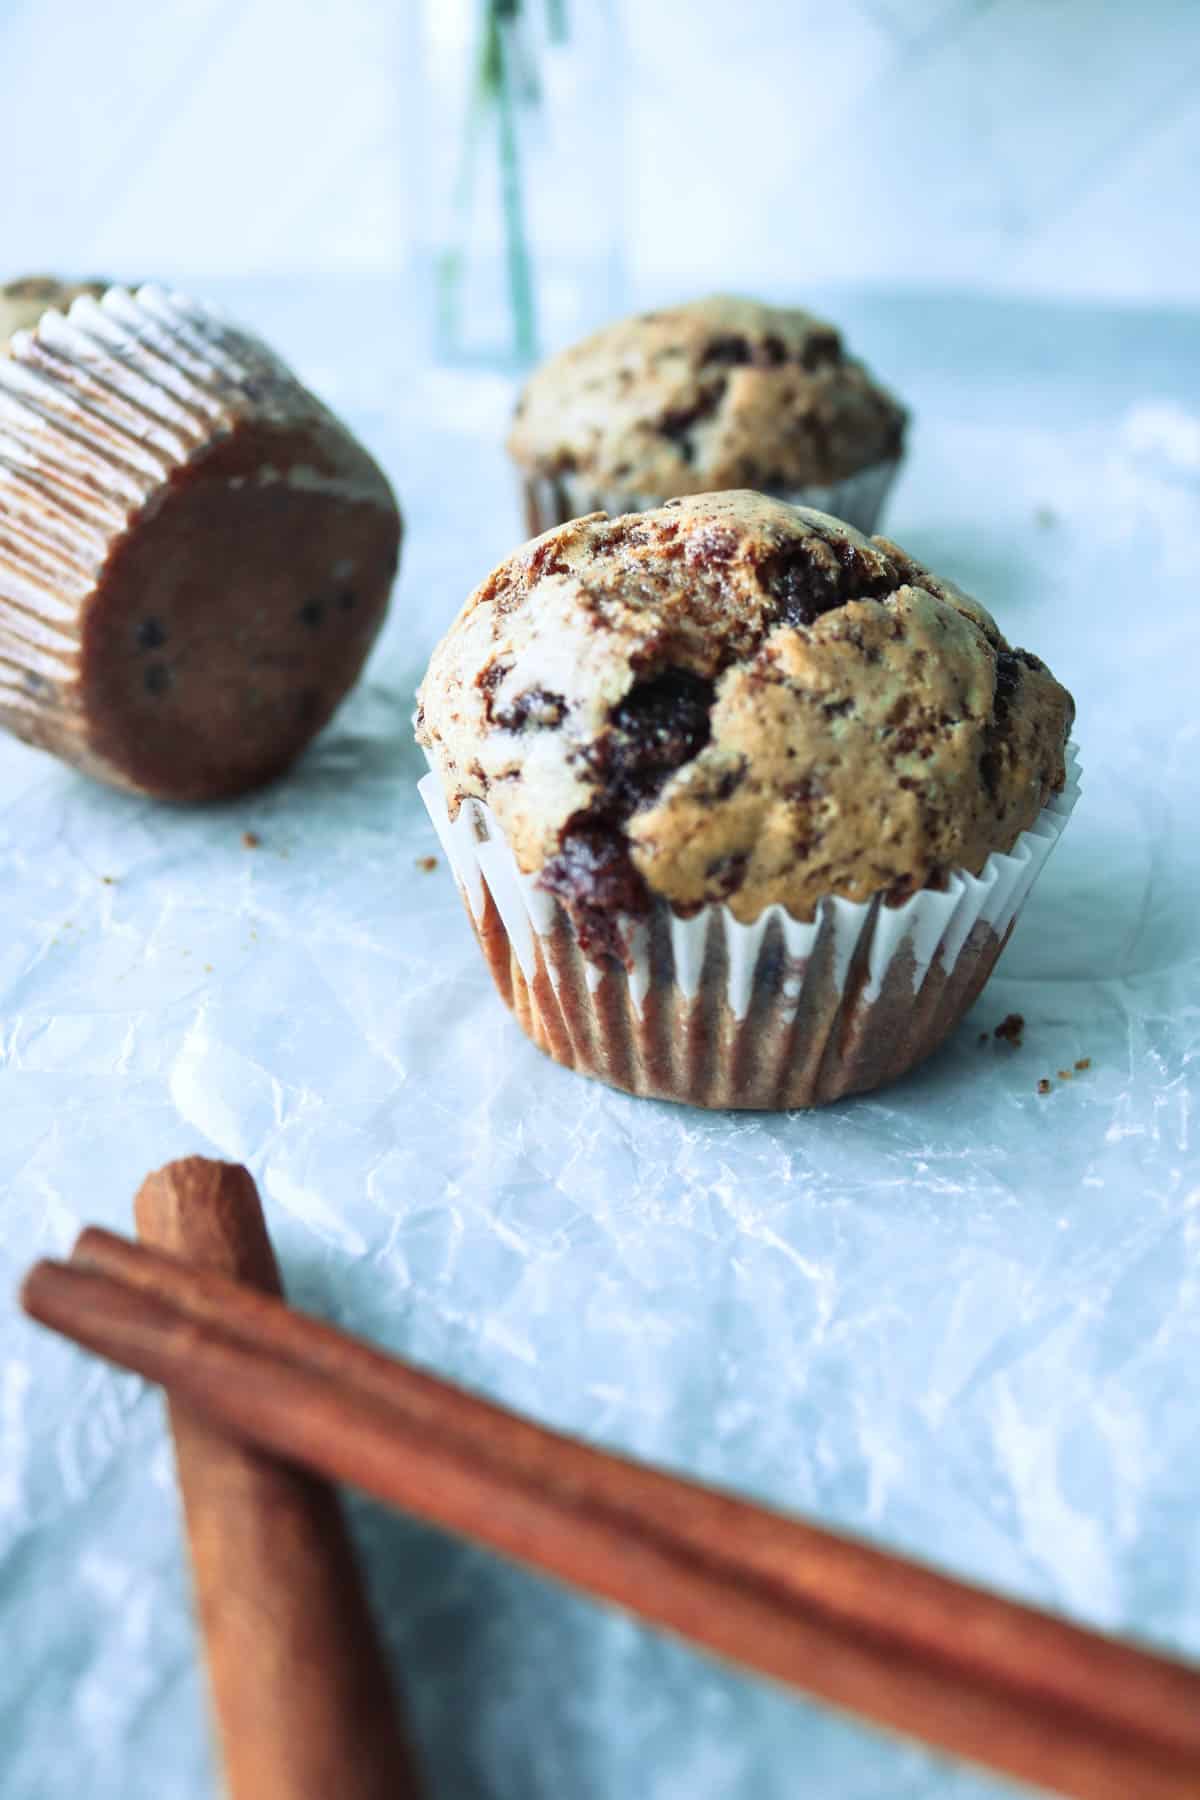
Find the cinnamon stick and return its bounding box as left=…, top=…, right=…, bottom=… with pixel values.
left=22, top=1226, right=1200, bottom=1800
left=131, top=1158, right=420, bottom=1800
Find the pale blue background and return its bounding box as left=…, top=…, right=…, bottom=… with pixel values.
left=0, top=0, right=1197, bottom=303
left=1, top=7, right=1199, bottom=1800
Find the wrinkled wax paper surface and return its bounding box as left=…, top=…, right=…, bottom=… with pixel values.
left=2, top=283, right=1199, bottom=1800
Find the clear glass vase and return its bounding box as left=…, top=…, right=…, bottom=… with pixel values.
left=417, top=0, right=627, bottom=372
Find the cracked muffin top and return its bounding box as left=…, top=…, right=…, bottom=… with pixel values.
left=417, top=492, right=1074, bottom=952
left=507, top=296, right=907, bottom=501
left=0, top=277, right=112, bottom=352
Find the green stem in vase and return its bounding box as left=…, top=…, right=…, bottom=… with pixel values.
left=494, top=6, right=538, bottom=363
left=436, top=0, right=548, bottom=367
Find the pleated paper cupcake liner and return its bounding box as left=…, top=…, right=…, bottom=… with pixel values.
left=420, top=746, right=1080, bottom=1110
left=519, top=457, right=902, bottom=540
left=0, top=284, right=397, bottom=798
left=0, top=285, right=312, bottom=746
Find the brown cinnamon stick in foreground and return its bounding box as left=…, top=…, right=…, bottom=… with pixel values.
left=132, top=1158, right=421, bottom=1800
left=23, top=1218, right=1200, bottom=1800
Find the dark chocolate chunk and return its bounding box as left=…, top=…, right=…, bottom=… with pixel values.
left=538, top=821, right=651, bottom=962
left=701, top=334, right=753, bottom=368
left=656, top=381, right=727, bottom=463
left=980, top=648, right=1027, bottom=797
left=495, top=687, right=567, bottom=732
left=759, top=542, right=846, bottom=627
left=537, top=668, right=715, bottom=958
left=143, top=663, right=170, bottom=696
left=714, top=759, right=747, bottom=801
left=135, top=618, right=167, bottom=651
left=992, top=649, right=1022, bottom=720
left=799, top=328, right=841, bottom=371
left=760, top=534, right=897, bottom=629
left=298, top=599, right=325, bottom=629
left=592, top=669, right=715, bottom=815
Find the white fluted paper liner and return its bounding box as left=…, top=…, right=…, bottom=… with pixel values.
left=521, top=458, right=902, bottom=539
left=420, top=745, right=1079, bottom=1023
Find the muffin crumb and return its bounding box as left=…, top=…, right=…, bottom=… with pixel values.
left=1075, top=1056, right=1091, bottom=1071
left=242, top=831, right=261, bottom=850
left=994, top=1012, right=1025, bottom=1047
left=1057, top=1068, right=1073, bottom=1080
left=1037, top=1077, right=1052, bottom=1095
left=416, top=854, right=438, bottom=872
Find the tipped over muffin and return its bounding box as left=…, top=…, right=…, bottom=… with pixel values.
left=0, top=279, right=401, bottom=800
left=508, top=296, right=907, bottom=537
left=0, top=276, right=112, bottom=347
left=417, top=493, right=1077, bottom=1110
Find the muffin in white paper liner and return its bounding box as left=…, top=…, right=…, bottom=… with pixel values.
left=521, top=458, right=901, bottom=541
left=419, top=747, right=1080, bottom=1111
left=0, top=283, right=400, bottom=800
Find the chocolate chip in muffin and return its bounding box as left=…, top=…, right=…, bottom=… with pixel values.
left=541, top=667, right=717, bottom=958
left=495, top=686, right=567, bottom=732
left=980, top=646, right=1040, bottom=797
left=758, top=532, right=893, bottom=628
left=655, top=383, right=728, bottom=464
left=594, top=668, right=715, bottom=812
left=135, top=618, right=167, bottom=651
left=700, top=334, right=753, bottom=368
left=539, top=820, right=653, bottom=962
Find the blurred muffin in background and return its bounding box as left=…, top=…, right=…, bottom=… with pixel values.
left=508, top=295, right=908, bottom=536
left=0, top=279, right=401, bottom=800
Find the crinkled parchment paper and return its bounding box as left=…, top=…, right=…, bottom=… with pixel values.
left=1, top=285, right=1198, bottom=1799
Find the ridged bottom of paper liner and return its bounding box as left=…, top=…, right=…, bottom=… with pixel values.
left=419, top=749, right=1080, bottom=1111
left=519, top=459, right=901, bottom=540
left=0, top=283, right=399, bottom=800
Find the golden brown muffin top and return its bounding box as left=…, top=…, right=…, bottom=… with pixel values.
left=417, top=493, right=1074, bottom=950
left=507, top=296, right=907, bottom=501
left=0, top=277, right=113, bottom=353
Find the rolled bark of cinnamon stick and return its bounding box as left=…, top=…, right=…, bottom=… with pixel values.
left=136, top=1157, right=420, bottom=1800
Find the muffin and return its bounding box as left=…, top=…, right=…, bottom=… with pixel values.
left=417, top=493, right=1077, bottom=1110
left=0, top=280, right=401, bottom=800
left=0, top=275, right=112, bottom=346
left=508, top=296, right=907, bottom=537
